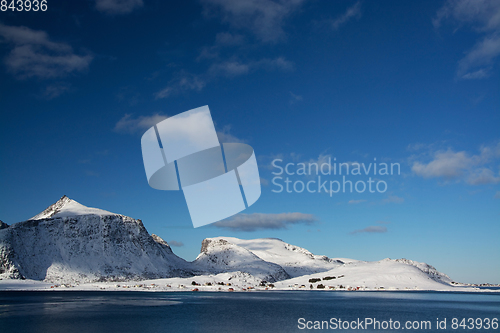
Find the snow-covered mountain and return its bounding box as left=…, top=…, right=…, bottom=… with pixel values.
left=194, top=238, right=290, bottom=282
left=29, top=195, right=115, bottom=220
left=274, top=258, right=454, bottom=290
left=0, top=196, right=460, bottom=290
left=0, top=196, right=193, bottom=283
left=209, top=237, right=344, bottom=278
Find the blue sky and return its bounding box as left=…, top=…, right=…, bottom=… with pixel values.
left=0, top=0, right=499, bottom=283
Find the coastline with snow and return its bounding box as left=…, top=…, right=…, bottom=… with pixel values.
left=1, top=196, right=498, bottom=293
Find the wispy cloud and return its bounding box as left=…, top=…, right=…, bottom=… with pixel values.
left=348, top=199, right=366, bottom=204
left=168, top=240, right=184, bottom=247
left=457, top=34, right=500, bottom=79
left=495, top=191, right=500, bottom=199
left=350, top=225, right=387, bottom=235
left=0, top=23, right=93, bottom=79
left=209, top=60, right=251, bottom=77
left=198, top=32, right=246, bottom=60
left=216, top=125, right=246, bottom=143
left=42, top=83, right=72, bottom=99
left=213, top=212, right=316, bottom=231
left=114, top=113, right=168, bottom=134
left=208, top=57, right=294, bottom=77
left=330, top=1, right=362, bottom=30
left=467, top=168, right=500, bottom=185
left=114, top=113, right=244, bottom=143
left=410, top=143, right=500, bottom=185
left=155, top=72, right=206, bottom=99
left=434, top=0, right=500, bottom=79
left=201, top=0, right=307, bottom=42
left=156, top=57, right=293, bottom=98
left=383, top=195, right=404, bottom=204
left=289, top=91, right=303, bottom=104
left=95, top=0, right=143, bottom=15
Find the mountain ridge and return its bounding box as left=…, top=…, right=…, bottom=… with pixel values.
left=0, top=196, right=461, bottom=290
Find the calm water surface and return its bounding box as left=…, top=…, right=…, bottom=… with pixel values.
left=0, top=291, right=499, bottom=332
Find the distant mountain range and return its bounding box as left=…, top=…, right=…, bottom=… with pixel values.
left=0, top=196, right=458, bottom=290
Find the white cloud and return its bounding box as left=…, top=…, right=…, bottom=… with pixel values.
left=213, top=212, right=316, bottom=231
left=466, top=168, right=500, bottom=185
left=168, top=240, right=184, bottom=247
left=156, top=57, right=292, bottom=98
left=95, top=0, right=143, bottom=15
left=215, top=32, right=246, bottom=46
left=208, top=57, right=294, bottom=77
left=412, top=150, right=474, bottom=179
left=197, top=33, right=246, bottom=61
left=289, top=91, right=303, bottom=104
left=494, top=191, right=500, bottom=199
left=457, top=34, right=500, bottom=79
left=42, top=83, right=72, bottom=99
left=260, top=177, right=270, bottom=186
left=216, top=125, right=246, bottom=143
left=114, top=113, right=168, bottom=134
left=434, top=0, right=500, bottom=31
left=411, top=143, right=500, bottom=185
left=115, top=113, right=245, bottom=145
left=209, top=60, right=251, bottom=77
left=461, top=68, right=491, bottom=79
left=0, top=23, right=93, bottom=79
left=257, top=56, right=294, bottom=70
left=330, top=1, right=361, bottom=30
left=348, top=199, right=366, bottom=204
left=201, top=0, right=306, bottom=42
left=383, top=195, right=404, bottom=204
left=350, top=225, right=387, bottom=234
left=155, top=73, right=206, bottom=99
left=434, top=0, right=500, bottom=79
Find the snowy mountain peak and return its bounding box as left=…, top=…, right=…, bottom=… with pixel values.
left=30, top=195, right=117, bottom=220
left=198, top=237, right=343, bottom=278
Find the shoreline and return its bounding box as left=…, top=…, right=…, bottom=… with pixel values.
left=1, top=279, right=498, bottom=293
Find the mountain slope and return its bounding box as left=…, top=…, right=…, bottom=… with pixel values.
left=0, top=221, right=8, bottom=230
left=211, top=237, right=344, bottom=278
left=30, top=195, right=115, bottom=220
left=0, top=196, right=193, bottom=283
left=275, top=258, right=456, bottom=290
left=0, top=196, right=458, bottom=290
left=194, top=238, right=290, bottom=282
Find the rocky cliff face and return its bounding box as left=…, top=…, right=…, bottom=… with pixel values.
left=0, top=196, right=193, bottom=283
left=0, top=220, right=8, bottom=230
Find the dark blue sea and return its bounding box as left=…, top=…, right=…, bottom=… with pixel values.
left=0, top=291, right=499, bottom=332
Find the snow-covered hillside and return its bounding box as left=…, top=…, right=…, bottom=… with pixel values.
left=0, top=196, right=194, bottom=283
left=209, top=237, right=343, bottom=277
left=0, top=196, right=469, bottom=291
left=274, top=258, right=456, bottom=291
left=194, top=238, right=290, bottom=282
left=30, top=195, right=115, bottom=220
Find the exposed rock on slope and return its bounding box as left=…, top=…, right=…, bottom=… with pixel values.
left=209, top=237, right=344, bottom=278
left=0, top=196, right=458, bottom=290
left=0, top=196, right=193, bottom=283
left=195, top=238, right=290, bottom=282
left=0, top=221, right=8, bottom=230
